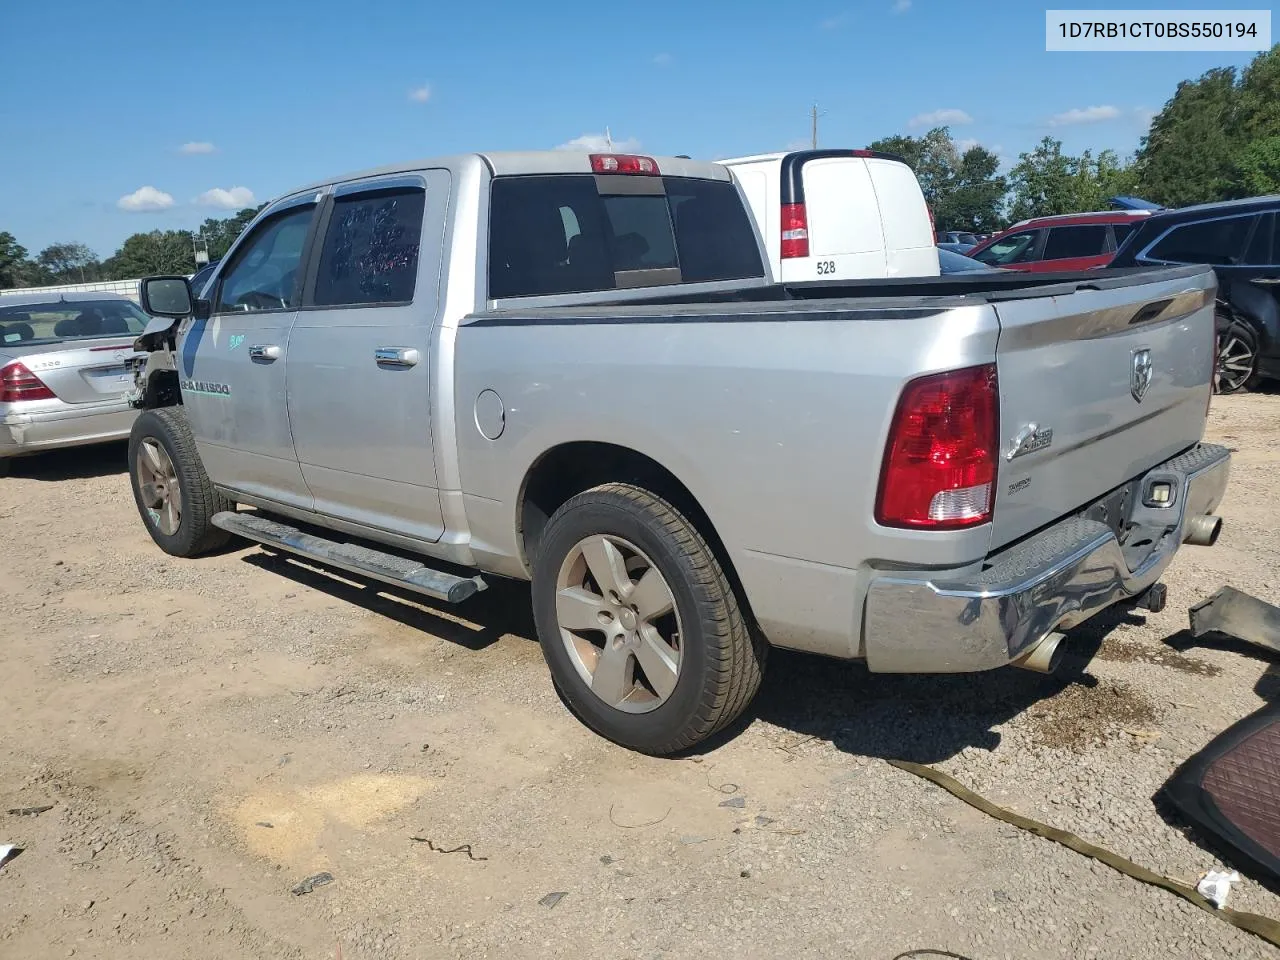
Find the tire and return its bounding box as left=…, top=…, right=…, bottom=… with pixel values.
left=1216, top=316, right=1264, bottom=394
left=531, top=482, right=766, bottom=755
left=128, top=406, right=234, bottom=557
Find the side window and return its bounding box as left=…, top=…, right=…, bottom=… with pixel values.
left=314, top=187, right=425, bottom=307
left=1111, top=222, right=1136, bottom=250
left=1244, top=213, right=1274, bottom=266
left=215, top=205, right=315, bottom=314
left=1042, top=225, right=1109, bottom=261
left=973, top=231, right=1038, bottom=265
left=1147, top=216, right=1255, bottom=266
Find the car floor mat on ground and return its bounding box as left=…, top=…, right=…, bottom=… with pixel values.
left=1163, top=701, right=1280, bottom=891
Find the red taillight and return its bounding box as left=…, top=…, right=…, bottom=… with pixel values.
left=876, top=364, right=999, bottom=530
left=780, top=202, right=809, bottom=259
left=589, top=153, right=660, bottom=175
left=927, top=205, right=936, bottom=236
left=0, top=361, right=56, bottom=403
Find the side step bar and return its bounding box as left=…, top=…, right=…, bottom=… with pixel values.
left=211, top=511, right=486, bottom=604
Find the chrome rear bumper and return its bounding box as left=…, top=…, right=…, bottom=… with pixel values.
left=863, top=443, right=1231, bottom=673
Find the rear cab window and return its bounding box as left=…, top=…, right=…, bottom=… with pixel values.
left=0, top=299, right=149, bottom=346
left=487, top=174, right=763, bottom=298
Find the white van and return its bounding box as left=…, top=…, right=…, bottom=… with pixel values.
left=718, top=150, right=939, bottom=283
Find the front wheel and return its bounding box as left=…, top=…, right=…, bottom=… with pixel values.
left=531, top=483, right=766, bottom=755
left=1216, top=317, right=1263, bottom=394
left=128, top=407, right=234, bottom=557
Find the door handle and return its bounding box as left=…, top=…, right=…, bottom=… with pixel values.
left=248, top=344, right=281, bottom=362
left=1252, top=277, right=1280, bottom=286
left=375, top=347, right=420, bottom=368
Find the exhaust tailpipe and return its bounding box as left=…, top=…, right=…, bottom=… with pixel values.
left=1184, top=514, right=1223, bottom=547
left=1012, top=631, right=1066, bottom=674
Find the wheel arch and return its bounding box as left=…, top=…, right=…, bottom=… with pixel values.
left=516, top=441, right=758, bottom=629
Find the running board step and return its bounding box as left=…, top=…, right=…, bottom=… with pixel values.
left=211, top=511, right=486, bottom=604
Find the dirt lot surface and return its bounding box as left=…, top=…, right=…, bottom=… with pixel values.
left=3, top=393, right=1280, bottom=960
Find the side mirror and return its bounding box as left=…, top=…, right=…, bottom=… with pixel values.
left=140, top=276, right=194, bottom=318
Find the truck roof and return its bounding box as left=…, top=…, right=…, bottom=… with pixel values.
left=286, top=151, right=732, bottom=199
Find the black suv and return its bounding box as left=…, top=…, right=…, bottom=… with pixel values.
left=1109, top=195, right=1280, bottom=393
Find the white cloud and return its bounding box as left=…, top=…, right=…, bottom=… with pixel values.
left=908, top=108, right=973, bottom=128
left=179, top=141, right=216, bottom=155
left=408, top=85, right=431, bottom=103
left=555, top=133, right=642, bottom=153
left=1048, top=104, right=1121, bottom=126
left=891, top=0, right=911, bottom=12
left=653, top=52, right=672, bottom=66
left=195, top=186, right=256, bottom=209
left=1134, top=107, right=1156, bottom=128
left=954, top=138, right=980, bottom=154
left=117, top=186, right=175, bottom=212
left=820, top=12, right=849, bottom=29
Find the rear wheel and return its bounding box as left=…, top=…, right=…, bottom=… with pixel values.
left=531, top=483, right=766, bottom=755
left=128, top=407, right=233, bottom=557
left=1216, top=317, right=1262, bottom=394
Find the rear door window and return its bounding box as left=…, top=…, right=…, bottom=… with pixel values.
left=487, top=175, right=763, bottom=298
left=1146, top=216, right=1255, bottom=266
left=1042, top=224, right=1109, bottom=261
left=313, top=186, right=425, bottom=306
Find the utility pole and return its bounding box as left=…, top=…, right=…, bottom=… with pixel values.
left=605, top=126, right=614, bottom=151
left=811, top=104, right=818, bottom=149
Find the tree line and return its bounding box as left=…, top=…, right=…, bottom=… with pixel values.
left=0, top=205, right=264, bottom=289
left=2, top=45, right=1278, bottom=289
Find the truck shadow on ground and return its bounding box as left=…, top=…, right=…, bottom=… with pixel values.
left=241, top=550, right=537, bottom=652
left=5, top=441, right=128, bottom=481
left=233, top=540, right=1143, bottom=764
left=711, top=605, right=1142, bottom=764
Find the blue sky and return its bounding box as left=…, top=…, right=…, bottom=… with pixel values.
left=0, top=1, right=1264, bottom=258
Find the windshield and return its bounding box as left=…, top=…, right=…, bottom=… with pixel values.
left=0, top=299, right=150, bottom=346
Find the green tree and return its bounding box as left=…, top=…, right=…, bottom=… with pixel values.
left=1006, top=138, right=1076, bottom=222
left=37, top=242, right=101, bottom=283
left=937, top=145, right=1006, bottom=233
left=0, top=231, right=30, bottom=288
left=1235, top=135, right=1280, bottom=195
left=1238, top=45, right=1280, bottom=142
left=1135, top=67, right=1242, bottom=206
left=102, top=230, right=196, bottom=279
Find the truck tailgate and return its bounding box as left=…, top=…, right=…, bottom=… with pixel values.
left=991, top=268, right=1216, bottom=550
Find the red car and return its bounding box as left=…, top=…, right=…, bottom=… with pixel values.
left=967, top=211, right=1152, bottom=272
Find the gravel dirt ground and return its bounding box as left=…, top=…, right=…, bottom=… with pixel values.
left=2, top=393, right=1279, bottom=960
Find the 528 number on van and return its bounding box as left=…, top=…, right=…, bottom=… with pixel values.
left=816, top=260, right=836, bottom=275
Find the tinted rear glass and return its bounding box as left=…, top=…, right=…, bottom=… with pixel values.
left=1042, top=224, right=1108, bottom=260
left=1148, top=216, right=1255, bottom=266
left=487, top=175, right=763, bottom=298
left=0, top=299, right=149, bottom=346
left=314, top=187, right=425, bottom=306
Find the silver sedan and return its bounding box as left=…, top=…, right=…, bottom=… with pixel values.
left=1, top=292, right=149, bottom=474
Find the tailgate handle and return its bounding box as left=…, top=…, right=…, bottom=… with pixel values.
left=1128, top=298, right=1173, bottom=326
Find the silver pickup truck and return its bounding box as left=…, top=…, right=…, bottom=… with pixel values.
left=127, top=150, right=1230, bottom=755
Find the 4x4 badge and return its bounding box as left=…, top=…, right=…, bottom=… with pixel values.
left=1131, top=348, right=1153, bottom=402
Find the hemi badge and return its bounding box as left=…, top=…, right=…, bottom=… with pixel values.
left=1007, top=423, right=1053, bottom=461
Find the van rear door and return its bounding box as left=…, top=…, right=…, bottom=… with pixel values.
left=799, top=156, right=888, bottom=280
left=865, top=158, right=941, bottom=278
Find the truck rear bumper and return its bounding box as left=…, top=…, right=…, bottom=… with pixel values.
left=863, top=443, right=1231, bottom=673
